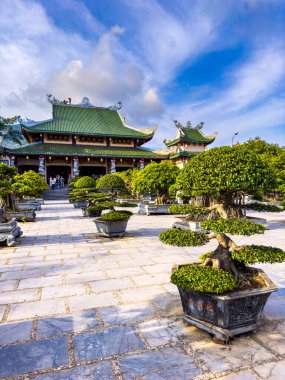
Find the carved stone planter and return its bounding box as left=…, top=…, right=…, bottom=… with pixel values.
left=172, top=264, right=277, bottom=341
left=93, top=218, right=129, bottom=237
left=73, top=201, right=88, bottom=208
left=82, top=208, right=102, bottom=217
left=6, top=210, right=36, bottom=222
left=0, top=218, right=23, bottom=246
left=139, top=203, right=170, bottom=215
left=17, top=202, right=41, bottom=211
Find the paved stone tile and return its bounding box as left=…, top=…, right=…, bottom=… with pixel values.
left=37, top=310, right=100, bottom=338
left=0, top=320, right=33, bottom=344
left=132, top=273, right=170, bottom=287
left=218, top=372, right=258, bottom=379
left=106, top=266, right=145, bottom=278
left=0, top=337, right=68, bottom=378
left=73, top=326, right=145, bottom=361
left=0, top=289, right=38, bottom=304
left=8, top=299, right=66, bottom=321
left=142, top=263, right=173, bottom=274
left=254, top=360, right=285, bottom=379
left=151, top=295, right=183, bottom=317
left=191, top=337, right=275, bottom=373
left=0, top=305, right=6, bottom=321
left=0, top=280, right=17, bottom=292
left=263, top=297, right=285, bottom=320
left=33, top=361, right=116, bottom=379
left=69, top=293, right=118, bottom=312
left=119, top=285, right=168, bottom=303
left=99, top=303, right=154, bottom=326
left=0, top=269, right=42, bottom=281
left=118, top=346, right=202, bottom=380
left=41, top=284, right=86, bottom=299
left=18, top=276, right=63, bottom=289
left=90, top=277, right=134, bottom=293
left=65, top=271, right=106, bottom=284
left=254, top=321, right=285, bottom=355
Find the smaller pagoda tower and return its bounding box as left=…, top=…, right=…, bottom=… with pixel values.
left=164, top=120, right=217, bottom=168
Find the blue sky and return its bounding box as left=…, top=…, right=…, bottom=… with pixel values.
left=0, top=0, right=284, bottom=148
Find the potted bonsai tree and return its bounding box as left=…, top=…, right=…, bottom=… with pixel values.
left=71, top=176, right=97, bottom=208
left=161, top=146, right=285, bottom=342
left=93, top=210, right=132, bottom=237
left=96, top=174, right=127, bottom=196
left=5, top=170, right=48, bottom=222
left=0, top=163, right=23, bottom=245
left=132, top=160, right=179, bottom=214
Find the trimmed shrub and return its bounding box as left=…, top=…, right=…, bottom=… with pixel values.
left=116, top=202, right=137, bottom=208
left=171, top=264, right=237, bottom=294
left=74, top=176, right=96, bottom=189
left=99, top=201, right=121, bottom=208
left=96, top=174, right=126, bottom=191
left=159, top=228, right=208, bottom=247
left=100, top=210, right=132, bottom=221
left=231, top=245, right=285, bottom=264
left=201, top=218, right=266, bottom=235
left=168, top=204, right=210, bottom=216
left=246, top=203, right=283, bottom=212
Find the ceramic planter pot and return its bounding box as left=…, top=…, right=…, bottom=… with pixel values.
left=93, top=218, right=129, bottom=237
left=172, top=264, right=277, bottom=341
left=73, top=201, right=88, bottom=208
left=82, top=208, right=102, bottom=217
left=0, top=218, right=23, bottom=246
left=6, top=210, right=36, bottom=222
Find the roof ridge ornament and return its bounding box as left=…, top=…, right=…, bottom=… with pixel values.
left=108, top=101, right=122, bottom=110
left=80, top=97, right=93, bottom=106
left=47, top=94, right=65, bottom=105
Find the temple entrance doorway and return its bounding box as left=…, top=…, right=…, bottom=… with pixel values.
left=18, top=165, right=38, bottom=174
left=80, top=166, right=106, bottom=178
left=46, top=166, right=71, bottom=185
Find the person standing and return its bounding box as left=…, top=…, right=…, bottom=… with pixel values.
left=60, top=176, right=65, bottom=188
left=51, top=177, right=56, bottom=190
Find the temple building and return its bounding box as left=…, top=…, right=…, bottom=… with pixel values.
left=4, top=95, right=166, bottom=182
left=163, top=120, right=217, bottom=168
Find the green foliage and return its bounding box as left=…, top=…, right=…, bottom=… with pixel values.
left=87, top=204, right=108, bottom=212
left=74, top=176, right=96, bottom=189
left=100, top=210, right=132, bottom=221
left=12, top=170, right=48, bottom=198
left=88, top=192, right=110, bottom=202
left=68, top=182, right=75, bottom=189
left=116, top=202, right=137, bottom=208
left=168, top=204, right=210, bottom=216
left=159, top=228, right=208, bottom=247
left=246, top=203, right=283, bottom=212
left=243, top=137, right=285, bottom=193
left=132, top=161, right=180, bottom=197
left=176, top=145, right=276, bottom=198
left=99, top=201, right=121, bottom=208
left=0, top=163, right=16, bottom=201
left=115, top=169, right=139, bottom=191
left=231, top=245, right=285, bottom=265
left=171, top=264, right=237, bottom=294
left=96, top=174, right=126, bottom=191
left=0, top=115, right=24, bottom=145
left=279, top=201, right=285, bottom=209
left=201, top=218, right=265, bottom=235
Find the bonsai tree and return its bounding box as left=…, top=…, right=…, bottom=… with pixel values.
left=168, top=146, right=282, bottom=285
left=74, top=176, right=96, bottom=189
left=132, top=160, right=179, bottom=204
left=176, top=145, right=275, bottom=217
left=12, top=170, right=48, bottom=199
left=115, top=169, right=139, bottom=197
left=96, top=174, right=127, bottom=194
left=0, top=163, right=17, bottom=210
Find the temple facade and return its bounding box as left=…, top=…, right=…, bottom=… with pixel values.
left=4, top=96, right=166, bottom=182
left=163, top=120, right=217, bottom=169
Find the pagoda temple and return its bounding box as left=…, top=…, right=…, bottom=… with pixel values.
left=163, top=120, right=217, bottom=168
left=4, top=95, right=166, bottom=182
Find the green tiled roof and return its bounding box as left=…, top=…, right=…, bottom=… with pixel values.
left=164, top=127, right=216, bottom=147
left=21, top=104, right=155, bottom=139
left=169, top=151, right=197, bottom=159
left=6, top=143, right=167, bottom=159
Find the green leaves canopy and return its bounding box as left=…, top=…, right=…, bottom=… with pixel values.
left=132, top=160, right=179, bottom=197
left=96, top=174, right=126, bottom=191
left=176, top=145, right=276, bottom=196
left=12, top=170, right=48, bottom=198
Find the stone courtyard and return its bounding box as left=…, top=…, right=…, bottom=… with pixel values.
left=0, top=200, right=285, bottom=379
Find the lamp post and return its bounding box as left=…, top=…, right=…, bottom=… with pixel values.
left=232, top=132, right=238, bottom=146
